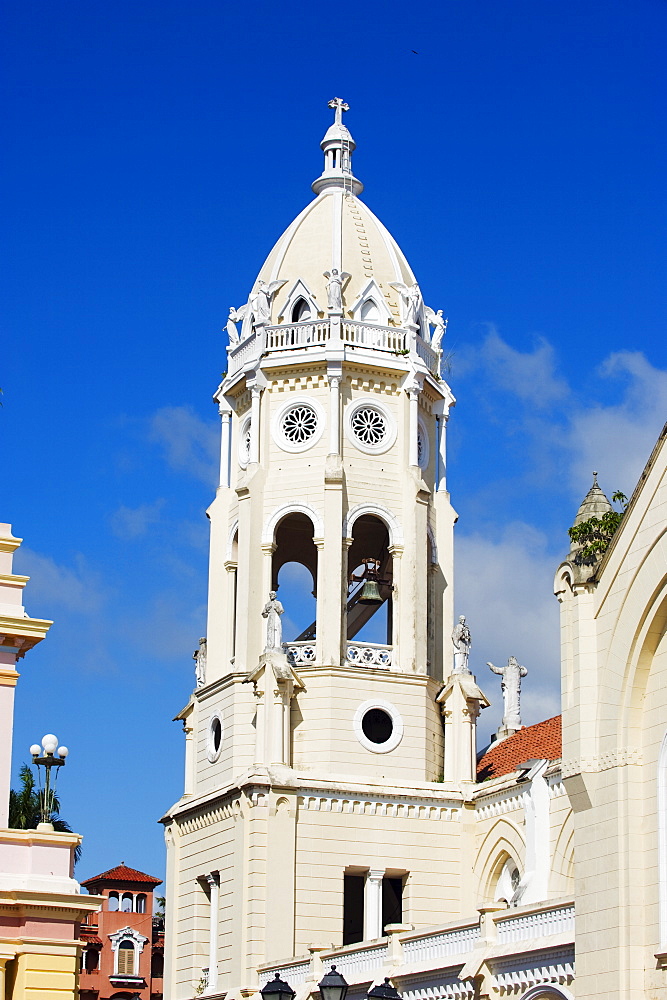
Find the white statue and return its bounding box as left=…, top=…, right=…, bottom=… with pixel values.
left=452, top=615, right=472, bottom=674
left=323, top=269, right=350, bottom=311
left=262, top=591, right=284, bottom=652
left=390, top=281, right=422, bottom=328
left=424, top=307, right=447, bottom=350
left=225, top=306, right=246, bottom=345
left=249, top=280, right=286, bottom=326
left=487, top=656, right=528, bottom=730
left=193, top=637, right=207, bottom=688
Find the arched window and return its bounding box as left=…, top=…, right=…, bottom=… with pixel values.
left=121, top=892, right=133, bottom=912
left=135, top=893, right=146, bottom=913
left=117, top=940, right=135, bottom=975
left=495, top=856, right=522, bottom=904
left=360, top=299, right=380, bottom=322
left=292, top=298, right=311, bottom=322
left=108, top=891, right=119, bottom=911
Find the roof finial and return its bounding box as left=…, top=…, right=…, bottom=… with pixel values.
left=328, top=97, right=349, bottom=125
left=593, top=471, right=598, bottom=484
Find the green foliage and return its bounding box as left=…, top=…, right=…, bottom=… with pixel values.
left=568, top=491, right=628, bottom=562
left=8, top=763, right=81, bottom=864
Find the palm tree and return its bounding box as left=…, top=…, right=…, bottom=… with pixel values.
left=9, top=763, right=81, bottom=864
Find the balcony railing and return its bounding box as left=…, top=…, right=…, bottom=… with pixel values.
left=346, top=642, right=392, bottom=667
left=285, top=642, right=317, bottom=665
left=227, top=320, right=440, bottom=376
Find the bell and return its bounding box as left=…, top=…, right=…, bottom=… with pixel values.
left=358, top=579, right=382, bottom=604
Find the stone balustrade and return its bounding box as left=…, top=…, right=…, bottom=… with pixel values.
left=285, top=642, right=317, bottom=665
left=346, top=642, right=392, bottom=668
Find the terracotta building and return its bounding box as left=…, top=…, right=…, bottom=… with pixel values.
left=79, top=864, right=164, bottom=1000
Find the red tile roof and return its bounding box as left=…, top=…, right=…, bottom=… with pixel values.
left=80, top=933, right=103, bottom=946
left=477, top=715, right=562, bottom=781
left=81, top=864, right=162, bottom=889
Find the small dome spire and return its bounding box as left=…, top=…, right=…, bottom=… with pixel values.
left=572, top=471, right=612, bottom=528
left=312, top=98, right=363, bottom=196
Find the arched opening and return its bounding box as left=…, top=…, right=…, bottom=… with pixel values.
left=346, top=514, right=392, bottom=650
left=272, top=513, right=318, bottom=653
left=228, top=526, right=239, bottom=660
left=108, top=891, right=119, bottom=911
left=291, top=297, right=311, bottom=322
left=135, top=893, right=146, bottom=914
left=121, top=892, right=133, bottom=912
left=360, top=299, right=380, bottom=322
left=84, top=948, right=99, bottom=972
left=117, top=940, right=135, bottom=975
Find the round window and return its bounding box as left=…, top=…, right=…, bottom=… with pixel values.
left=353, top=699, right=404, bottom=753
left=361, top=708, right=393, bottom=744
left=207, top=713, right=223, bottom=762
left=272, top=395, right=325, bottom=453
left=417, top=418, right=430, bottom=470
left=345, top=398, right=396, bottom=455
left=282, top=403, right=318, bottom=445
left=351, top=406, right=386, bottom=447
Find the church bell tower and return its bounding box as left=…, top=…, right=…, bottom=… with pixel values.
left=162, top=100, right=483, bottom=1000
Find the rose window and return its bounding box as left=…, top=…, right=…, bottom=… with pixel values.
left=351, top=406, right=386, bottom=447
left=282, top=404, right=318, bottom=445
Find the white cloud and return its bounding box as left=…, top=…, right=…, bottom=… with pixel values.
left=110, top=499, right=166, bottom=538
left=148, top=406, right=218, bottom=485
left=454, top=522, right=561, bottom=742
left=14, top=548, right=107, bottom=616
left=458, top=326, right=569, bottom=408
left=566, top=350, right=667, bottom=496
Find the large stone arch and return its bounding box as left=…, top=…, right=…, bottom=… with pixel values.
left=473, top=816, right=526, bottom=903
left=551, top=808, right=574, bottom=896
left=343, top=502, right=404, bottom=547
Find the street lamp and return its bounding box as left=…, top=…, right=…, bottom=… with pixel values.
left=367, top=980, right=402, bottom=1000
left=318, top=966, right=349, bottom=1000
left=260, top=974, right=296, bottom=1000
left=30, top=734, right=68, bottom=829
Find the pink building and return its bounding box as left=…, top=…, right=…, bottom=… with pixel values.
left=79, top=864, right=164, bottom=1000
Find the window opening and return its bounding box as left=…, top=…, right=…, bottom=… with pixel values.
left=360, top=299, right=380, bottom=322
left=343, top=874, right=365, bottom=945
left=382, top=876, right=403, bottom=931
left=272, top=513, right=318, bottom=643
left=136, top=893, right=146, bottom=914
left=117, top=940, right=134, bottom=975
left=351, top=406, right=387, bottom=447
left=121, top=892, right=133, bottom=912
left=347, top=515, right=392, bottom=644
left=292, top=298, right=312, bottom=322
left=108, top=892, right=119, bottom=911
left=362, top=709, right=393, bottom=745
left=281, top=403, right=318, bottom=445
left=84, top=948, right=99, bottom=972
left=151, top=952, right=164, bottom=978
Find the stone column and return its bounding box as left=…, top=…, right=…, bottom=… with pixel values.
left=219, top=406, right=231, bottom=488
left=205, top=872, right=220, bottom=993
left=328, top=375, right=341, bottom=455
left=249, top=384, right=262, bottom=465
left=364, top=868, right=385, bottom=940
left=388, top=545, right=403, bottom=663
left=407, top=387, right=420, bottom=467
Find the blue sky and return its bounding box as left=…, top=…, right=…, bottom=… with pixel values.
left=2, top=0, right=666, bottom=885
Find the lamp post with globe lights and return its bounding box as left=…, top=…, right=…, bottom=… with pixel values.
left=30, top=734, right=69, bottom=831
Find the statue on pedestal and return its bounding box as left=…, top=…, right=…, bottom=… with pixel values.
left=262, top=591, right=284, bottom=652
left=487, top=656, right=528, bottom=731
left=452, top=615, right=472, bottom=674
left=249, top=280, right=286, bottom=326
left=193, top=637, right=207, bottom=689
left=389, top=280, right=422, bottom=328
left=425, top=307, right=448, bottom=350
left=323, top=268, right=350, bottom=311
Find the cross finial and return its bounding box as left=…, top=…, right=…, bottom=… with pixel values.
left=328, top=97, right=349, bottom=125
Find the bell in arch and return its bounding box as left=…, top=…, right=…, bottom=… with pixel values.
left=358, top=578, right=383, bottom=604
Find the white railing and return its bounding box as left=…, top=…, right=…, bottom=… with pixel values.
left=402, top=924, right=480, bottom=964
left=496, top=904, right=575, bottom=945
left=415, top=336, right=439, bottom=374
left=342, top=321, right=406, bottom=353
left=265, top=322, right=329, bottom=350
left=346, top=643, right=392, bottom=667
left=323, top=942, right=388, bottom=980
left=228, top=330, right=259, bottom=371
left=285, top=642, right=317, bottom=665
left=258, top=961, right=311, bottom=988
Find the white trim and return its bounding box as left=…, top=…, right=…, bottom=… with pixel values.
left=659, top=729, right=667, bottom=946
left=271, top=394, right=326, bottom=454
left=237, top=413, right=251, bottom=469
left=349, top=279, right=392, bottom=325
left=262, top=503, right=324, bottom=545
left=353, top=698, right=404, bottom=754
left=277, top=278, right=320, bottom=323
left=344, top=503, right=404, bottom=546
left=517, top=986, right=575, bottom=1000
left=417, top=415, right=430, bottom=470
left=226, top=520, right=239, bottom=561
left=109, top=925, right=148, bottom=977
left=427, top=522, right=438, bottom=564
left=207, top=712, right=224, bottom=763
left=344, top=395, right=397, bottom=456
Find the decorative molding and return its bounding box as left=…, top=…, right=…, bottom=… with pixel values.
left=344, top=503, right=404, bottom=546
left=344, top=395, right=397, bottom=455
left=271, top=393, right=326, bottom=454
left=262, top=502, right=325, bottom=545
left=475, top=790, right=527, bottom=821
left=490, top=948, right=575, bottom=996
left=353, top=698, right=404, bottom=754
left=560, top=747, right=643, bottom=777
left=297, top=792, right=460, bottom=820
left=206, top=712, right=224, bottom=763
